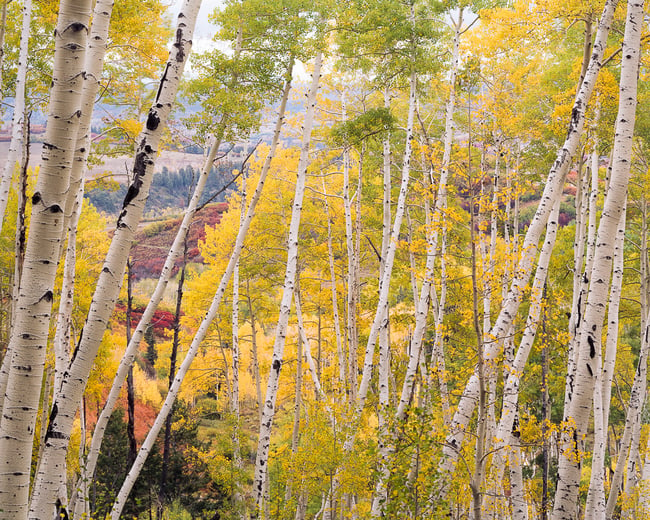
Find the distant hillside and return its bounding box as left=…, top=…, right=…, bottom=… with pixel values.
left=85, top=164, right=237, bottom=217
left=129, top=203, right=227, bottom=280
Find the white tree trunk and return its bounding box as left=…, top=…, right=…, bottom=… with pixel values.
left=354, top=68, right=416, bottom=418
left=29, top=2, right=199, bottom=516
left=439, top=0, right=617, bottom=482
left=79, top=62, right=295, bottom=519
left=552, top=0, right=643, bottom=515
left=232, top=170, right=245, bottom=517
left=0, top=0, right=31, bottom=237
left=605, top=311, right=649, bottom=519
left=585, top=203, right=625, bottom=519
left=251, top=51, right=322, bottom=515
left=0, top=1, right=91, bottom=517
left=321, top=178, right=346, bottom=389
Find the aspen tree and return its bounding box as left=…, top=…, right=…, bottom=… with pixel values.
left=605, top=309, right=649, bottom=519
left=0, top=0, right=30, bottom=237
left=28, top=2, right=200, bottom=516
left=552, top=0, right=644, bottom=515
left=0, top=1, right=92, bottom=517
left=585, top=204, right=625, bottom=519
left=252, top=51, right=323, bottom=515
left=231, top=168, right=245, bottom=519
left=321, top=178, right=346, bottom=389
left=51, top=0, right=114, bottom=400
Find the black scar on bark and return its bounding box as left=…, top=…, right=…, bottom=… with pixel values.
left=588, top=335, right=596, bottom=358
left=146, top=110, right=160, bottom=131
left=119, top=151, right=148, bottom=215
left=567, top=99, right=582, bottom=139
left=174, top=28, right=185, bottom=62
left=44, top=403, right=67, bottom=442
left=32, top=192, right=42, bottom=205
left=155, top=63, right=170, bottom=103
left=586, top=363, right=593, bottom=377
left=272, top=359, right=281, bottom=371
left=69, top=329, right=82, bottom=366
left=66, top=22, right=87, bottom=33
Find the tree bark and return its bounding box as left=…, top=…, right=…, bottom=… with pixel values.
left=107, top=58, right=299, bottom=520
left=439, top=0, right=618, bottom=484
left=0, top=0, right=31, bottom=237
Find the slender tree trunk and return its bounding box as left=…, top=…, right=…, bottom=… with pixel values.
left=341, top=92, right=358, bottom=404
left=553, top=0, right=643, bottom=515
left=159, top=241, right=187, bottom=517
left=231, top=172, right=245, bottom=519
left=0, top=2, right=92, bottom=517
left=252, top=51, right=322, bottom=515
left=605, top=309, right=650, bottom=519
left=321, top=179, right=346, bottom=390
left=12, top=112, right=29, bottom=320
left=248, top=281, right=264, bottom=421
left=106, top=59, right=298, bottom=520
left=329, top=64, right=417, bottom=520
left=0, top=0, right=31, bottom=236
left=125, top=260, right=137, bottom=472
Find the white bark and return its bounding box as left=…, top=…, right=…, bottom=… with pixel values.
left=52, top=181, right=84, bottom=394
left=321, top=178, right=346, bottom=389
left=232, top=170, right=245, bottom=514
left=341, top=91, right=359, bottom=403
left=585, top=203, right=625, bottom=519
left=605, top=312, right=649, bottom=519
left=0, top=0, right=31, bottom=237
left=553, top=0, right=643, bottom=515
left=509, top=440, right=529, bottom=520
left=80, top=62, right=295, bottom=520
left=295, top=289, right=328, bottom=403
left=440, top=0, right=617, bottom=482
left=29, top=3, right=198, bottom=516
left=251, top=51, right=322, bottom=515
left=0, top=1, right=91, bottom=517
left=490, top=200, right=561, bottom=480
left=354, top=67, right=416, bottom=419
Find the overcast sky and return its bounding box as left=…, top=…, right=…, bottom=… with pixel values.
left=172, top=0, right=224, bottom=51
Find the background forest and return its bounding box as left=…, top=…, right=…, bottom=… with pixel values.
left=0, top=0, right=649, bottom=519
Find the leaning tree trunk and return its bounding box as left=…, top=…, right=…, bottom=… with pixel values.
left=252, top=51, right=322, bottom=516
left=107, top=59, right=300, bottom=520
left=552, top=0, right=643, bottom=516
left=0, top=1, right=91, bottom=517
left=29, top=2, right=199, bottom=517
left=439, top=0, right=618, bottom=486
left=0, top=0, right=31, bottom=237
